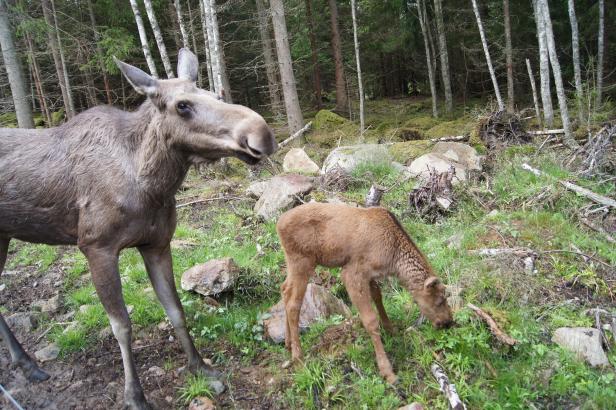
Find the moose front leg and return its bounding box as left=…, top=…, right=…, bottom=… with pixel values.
left=82, top=246, right=149, bottom=410
left=369, top=281, right=394, bottom=334
left=138, top=245, right=223, bottom=386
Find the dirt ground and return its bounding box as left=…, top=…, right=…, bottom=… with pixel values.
left=0, top=264, right=286, bottom=410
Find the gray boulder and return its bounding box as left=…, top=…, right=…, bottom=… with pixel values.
left=6, top=312, right=34, bottom=333
left=408, top=142, right=482, bottom=183
left=264, top=283, right=351, bottom=343
left=552, top=327, right=609, bottom=367
left=35, top=343, right=60, bottom=362
left=181, top=258, right=240, bottom=296
left=253, top=174, right=314, bottom=220
left=322, top=144, right=392, bottom=174
left=283, top=148, right=320, bottom=175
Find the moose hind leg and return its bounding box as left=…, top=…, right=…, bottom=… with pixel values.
left=0, top=237, right=50, bottom=382
left=282, top=256, right=313, bottom=363
left=369, top=281, right=394, bottom=334
left=83, top=246, right=149, bottom=410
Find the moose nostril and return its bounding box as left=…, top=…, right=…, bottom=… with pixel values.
left=249, top=146, right=263, bottom=156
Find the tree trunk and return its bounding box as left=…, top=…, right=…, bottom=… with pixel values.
left=350, top=0, right=364, bottom=136
left=256, top=0, right=283, bottom=116
left=503, top=0, right=514, bottom=112
left=51, top=0, right=75, bottom=116
left=174, top=0, right=190, bottom=47
left=203, top=0, right=231, bottom=102
left=595, top=0, right=604, bottom=107
left=129, top=0, right=158, bottom=78
left=202, top=0, right=220, bottom=92
left=87, top=0, right=113, bottom=104
left=270, top=0, right=304, bottom=134
left=185, top=0, right=201, bottom=86
left=471, top=0, right=504, bottom=111
left=26, top=33, right=51, bottom=125
left=198, top=0, right=214, bottom=89
left=567, top=0, right=584, bottom=123
left=304, top=0, right=322, bottom=109
left=416, top=0, right=438, bottom=117
left=0, top=0, right=33, bottom=127
left=328, top=0, right=347, bottom=113
left=143, top=0, right=174, bottom=78
left=526, top=58, right=541, bottom=127
left=538, top=0, right=577, bottom=149
left=532, top=0, right=553, bottom=127
left=433, top=0, right=452, bottom=113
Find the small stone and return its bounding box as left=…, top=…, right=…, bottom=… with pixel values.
left=188, top=396, right=216, bottom=410
left=282, top=148, right=320, bottom=175
left=158, top=321, right=171, bottom=331
left=0, top=283, right=6, bottom=291
left=245, top=180, right=270, bottom=199
left=6, top=312, right=34, bottom=333
left=281, top=360, right=291, bottom=369
left=168, top=335, right=175, bottom=343
left=35, top=343, right=60, bottom=362
left=487, top=209, right=499, bottom=217
left=147, top=366, right=165, bottom=377
left=253, top=174, right=314, bottom=220
left=165, top=396, right=173, bottom=403
left=33, top=295, right=60, bottom=313
left=552, top=327, right=609, bottom=367
left=208, top=380, right=225, bottom=396
left=79, top=304, right=92, bottom=314
left=181, top=258, right=240, bottom=296
left=126, top=305, right=134, bottom=315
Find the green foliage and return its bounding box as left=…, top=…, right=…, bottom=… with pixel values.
left=96, top=28, right=135, bottom=74
left=178, top=375, right=214, bottom=404
left=7, top=243, right=57, bottom=271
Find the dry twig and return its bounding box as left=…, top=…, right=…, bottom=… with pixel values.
left=467, top=303, right=518, bottom=346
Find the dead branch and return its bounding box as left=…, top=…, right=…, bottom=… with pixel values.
left=176, top=196, right=247, bottom=208
left=521, top=163, right=616, bottom=208
left=467, top=303, right=518, bottom=346
left=428, top=135, right=468, bottom=142
left=540, top=250, right=614, bottom=271
left=430, top=362, right=467, bottom=410
left=578, top=124, right=615, bottom=177
left=476, top=111, right=531, bottom=151
left=409, top=166, right=455, bottom=221
left=469, top=247, right=536, bottom=258
left=527, top=129, right=565, bottom=136
left=580, top=217, right=615, bottom=244
left=365, top=184, right=385, bottom=207
left=278, top=121, right=313, bottom=148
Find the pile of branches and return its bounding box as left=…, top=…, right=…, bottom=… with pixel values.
left=578, top=124, right=615, bottom=178
left=318, top=165, right=353, bottom=192
left=476, top=110, right=531, bottom=151
left=409, top=166, right=455, bottom=222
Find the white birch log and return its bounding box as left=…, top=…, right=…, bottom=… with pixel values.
left=202, top=0, right=220, bottom=93
left=470, top=0, right=504, bottom=111
left=521, top=163, right=616, bottom=208
left=174, top=0, right=190, bottom=47
left=431, top=363, right=466, bottom=410
left=596, top=0, right=604, bottom=107
left=568, top=0, right=584, bottom=123
left=350, top=0, right=365, bottom=136
left=532, top=0, right=553, bottom=127
left=143, top=0, right=174, bottom=78
left=416, top=0, right=438, bottom=118
left=129, top=0, right=159, bottom=78
left=198, top=0, right=213, bottom=89
left=526, top=59, right=542, bottom=126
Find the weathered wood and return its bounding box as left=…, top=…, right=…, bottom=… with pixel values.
left=469, top=247, right=535, bottom=257
left=521, top=163, right=616, bottom=208
left=365, top=185, right=385, bottom=207
left=580, top=218, right=615, bottom=244
left=468, top=303, right=518, bottom=346
left=526, top=59, right=541, bottom=127
left=278, top=121, right=313, bottom=148
left=431, top=363, right=466, bottom=410
left=527, top=129, right=565, bottom=136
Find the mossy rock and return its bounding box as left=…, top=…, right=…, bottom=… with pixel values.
left=425, top=118, right=474, bottom=138
left=388, top=140, right=435, bottom=164
left=0, top=112, right=18, bottom=128
left=402, top=115, right=438, bottom=131
left=51, top=108, right=65, bottom=126
left=314, top=109, right=349, bottom=130
left=395, top=128, right=424, bottom=141
left=468, top=121, right=487, bottom=153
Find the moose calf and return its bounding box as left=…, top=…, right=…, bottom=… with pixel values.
left=277, top=203, right=453, bottom=384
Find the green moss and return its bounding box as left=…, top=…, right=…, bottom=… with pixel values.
left=388, top=140, right=434, bottom=164
left=51, top=109, right=65, bottom=126
left=425, top=117, right=475, bottom=138
left=314, top=109, right=349, bottom=130
left=402, top=115, right=438, bottom=130
left=0, top=112, right=17, bottom=127
left=33, top=114, right=45, bottom=127
left=393, top=127, right=424, bottom=141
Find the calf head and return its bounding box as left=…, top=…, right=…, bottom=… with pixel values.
left=412, top=276, right=454, bottom=329
left=115, top=48, right=276, bottom=165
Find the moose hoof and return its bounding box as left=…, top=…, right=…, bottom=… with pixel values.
left=385, top=374, right=399, bottom=385
left=124, top=387, right=151, bottom=410
left=14, top=358, right=50, bottom=382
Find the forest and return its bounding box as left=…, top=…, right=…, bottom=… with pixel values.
left=0, top=0, right=615, bottom=409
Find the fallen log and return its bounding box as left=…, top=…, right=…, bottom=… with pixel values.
left=467, top=303, right=518, bottom=346
left=527, top=129, right=565, bottom=136
left=521, top=163, right=616, bottom=208
left=278, top=121, right=313, bottom=148
left=431, top=363, right=466, bottom=410
left=365, top=184, right=385, bottom=207
left=580, top=217, right=615, bottom=244
left=429, top=135, right=468, bottom=142
left=469, top=247, right=535, bottom=258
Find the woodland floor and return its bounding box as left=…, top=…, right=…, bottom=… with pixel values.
left=1, top=97, right=615, bottom=409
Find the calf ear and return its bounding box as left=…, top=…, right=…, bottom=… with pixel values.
left=177, top=48, right=198, bottom=83
left=424, top=276, right=441, bottom=290
left=114, top=57, right=159, bottom=97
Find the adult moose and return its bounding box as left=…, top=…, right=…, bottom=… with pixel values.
left=0, top=49, right=276, bottom=409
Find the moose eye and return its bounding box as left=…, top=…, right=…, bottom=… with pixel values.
left=176, top=101, right=192, bottom=117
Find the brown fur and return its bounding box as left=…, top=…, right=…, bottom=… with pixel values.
left=0, top=49, right=276, bottom=410
left=276, top=202, right=453, bottom=384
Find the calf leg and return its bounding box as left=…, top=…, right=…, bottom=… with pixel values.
left=342, top=268, right=397, bottom=384
left=281, top=256, right=313, bottom=362
left=82, top=246, right=149, bottom=410
left=138, top=245, right=222, bottom=381
left=369, top=281, right=394, bottom=334
left=0, top=237, right=49, bottom=382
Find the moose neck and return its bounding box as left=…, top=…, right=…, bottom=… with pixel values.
left=394, top=239, right=433, bottom=292
left=127, top=102, right=191, bottom=204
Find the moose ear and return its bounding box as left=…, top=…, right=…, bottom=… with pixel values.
left=114, top=57, right=159, bottom=97
left=177, top=48, right=198, bottom=82
left=424, top=276, right=441, bottom=290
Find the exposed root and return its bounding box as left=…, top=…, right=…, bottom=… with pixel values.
left=408, top=166, right=455, bottom=222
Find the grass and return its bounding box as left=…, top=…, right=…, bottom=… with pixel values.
left=4, top=97, right=615, bottom=408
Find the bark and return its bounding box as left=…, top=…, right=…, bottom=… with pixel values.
left=186, top=0, right=201, bottom=86
left=431, top=363, right=466, bottom=410
left=26, top=33, right=51, bottom=125
left=532, top=0, right=553, bottom=127
left=144, top=0, right=174, bottom=78
left=526, top=58, right=541, bottom=126
left=539, top=0, right=577, bottom=149
left=87, top=0, right=112, bottom=104
left=365, top=185, right=384, bottom=207
left=128, top=0, right=159, bottom=78
left=471, top=0, right=504, bottom=111
left=198, top=0, right=214, bottom=89
left=416, top=0, right=438, bottom=117
left=270, top=0, right=304, bottom=134
left=596, top=0, right=604, bottom=107
left=433, top=0, right=452, bottom=113
left=503, top=0, right=514, bottom=112
left=568, top=0, right=584, bottom=122
left=256, top=0, right=282, bottom=115
left=0, top=0, right=33, bottom=127
left=328, top=0, right=347, bottom=113
left=304, top=0, right=322, bottom=109
left=203, top=0, right=231, bottom=102
left=174, top=0, right=190, bottom=47
left=51, top=0, right=75, bottom=116
left=350, top=0, right=364, bottom=136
